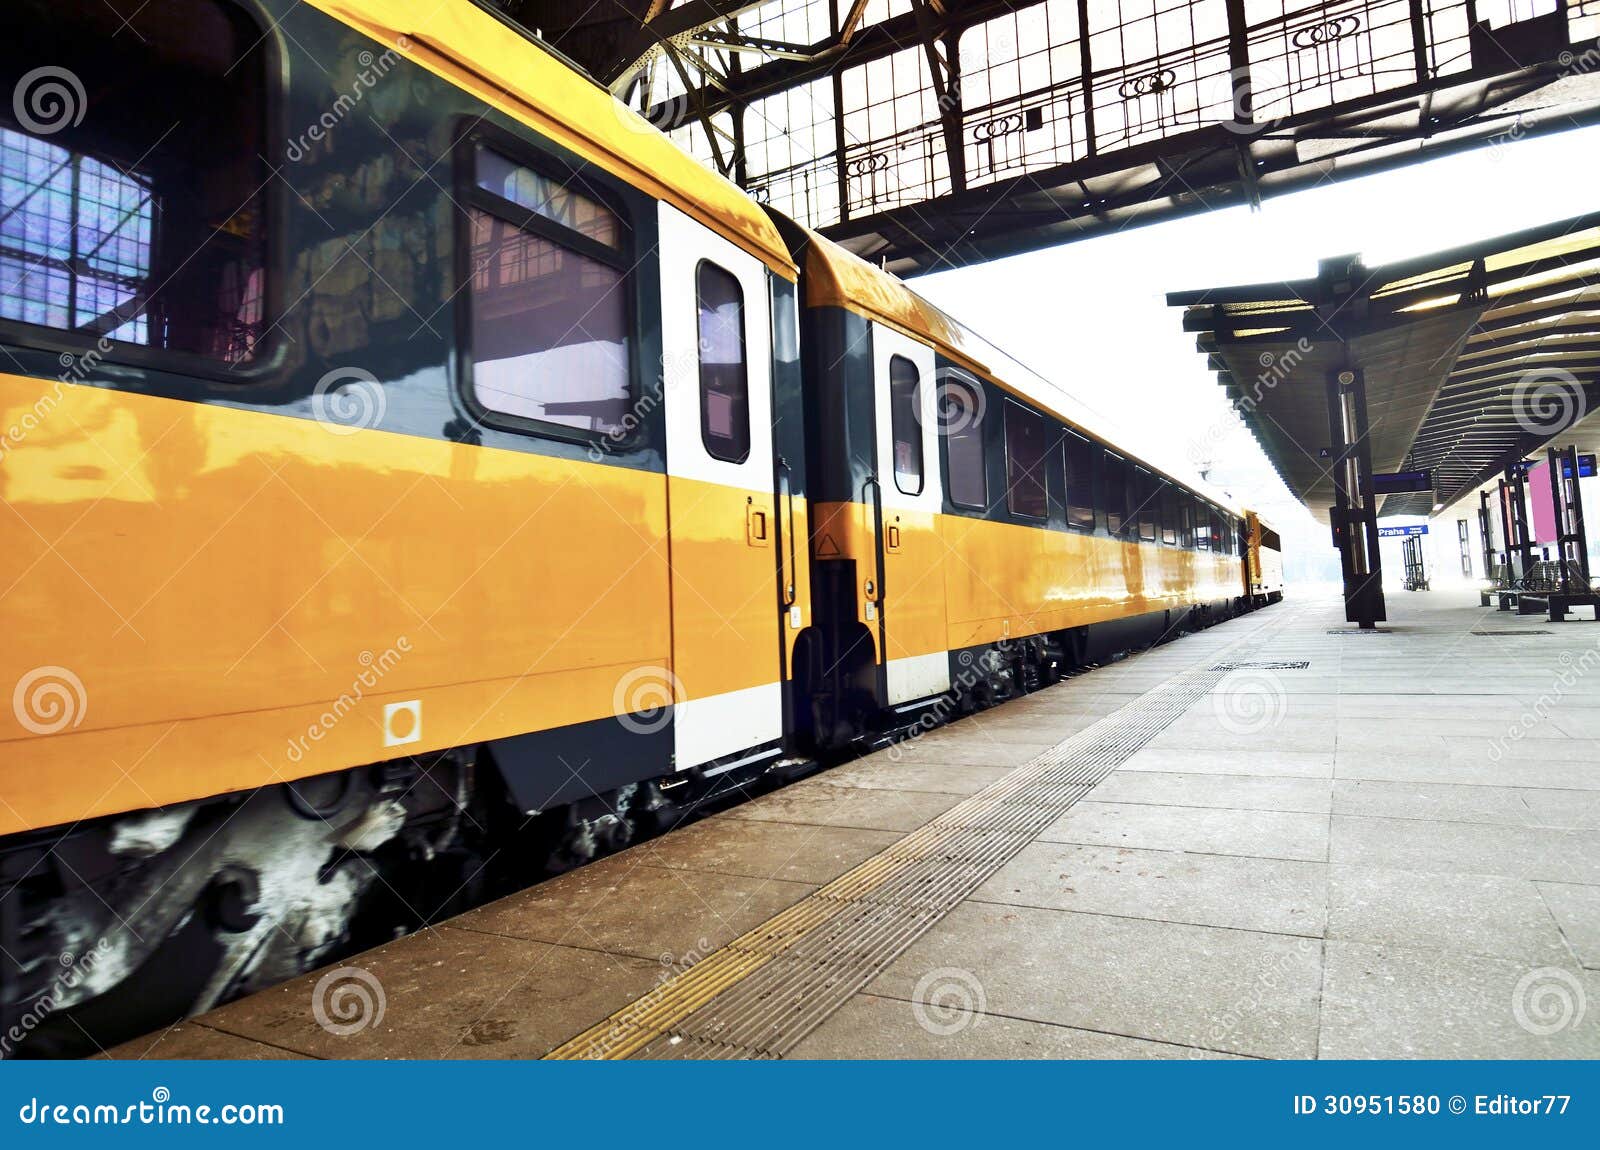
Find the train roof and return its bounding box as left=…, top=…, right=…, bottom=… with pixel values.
left=305, top=0, right=796, bottom=278
left=797, top=226, right=1243, bottom=515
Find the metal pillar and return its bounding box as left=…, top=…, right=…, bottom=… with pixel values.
left=1505, top=461, right=1536, bottom=578
left=1325, top=367, right=1385, bottom=626
left=1496, top=476, right=1516, bottom=576
left=1550, top=444, right=1592, bottom=593
left=1401, top=534, right=1429, bottom=590
left=1477, top=490, right=1496, bottom=581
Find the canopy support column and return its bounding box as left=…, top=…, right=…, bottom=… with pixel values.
left=1326, top=366, right=1385, bottom=627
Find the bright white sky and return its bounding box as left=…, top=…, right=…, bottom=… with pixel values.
left=913, top=123, right=1600, bottom=581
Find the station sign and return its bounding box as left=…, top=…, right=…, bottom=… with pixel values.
left=1370, top=469, right=1433, bottom=494
left=1560, top=454, right=1598, bottom=479
left=1377, top=524, right=1429, bottom=538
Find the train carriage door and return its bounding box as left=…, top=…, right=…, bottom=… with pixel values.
left=657, top=205, right=785, bottom=771
left=871, top=327, right=950, bottom=706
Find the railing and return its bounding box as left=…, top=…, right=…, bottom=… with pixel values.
left=732, top=0, right=1594, bottom=228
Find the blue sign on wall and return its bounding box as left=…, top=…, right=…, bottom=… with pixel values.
left=1377, top=524, right=1429, bottom=538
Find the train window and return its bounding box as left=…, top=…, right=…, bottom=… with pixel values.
left=1211, top=511, right=1227, bottom=555
left=1135, top=468, right=1157, bottom=542
left=1179, top=495, right=1196, bottom=549
left=943, top=375, right=988, bottom=509
left=1063, top=431, right=1095, bottom=530
left=0, top=0, right=268, bottom=364
left=1159, top=483, right=1178, bottom=545
left=1003, top=400, right=1049, bottom=520
left=1263, top=527, right=1281, bottom=551
left=696, top=261, right=749, bottom=463
left=1196, top=507, right=1211, bottom=550
left=466, top=146, right=631, bottom=438
left=1103, top=452, right=1127, bottom=534
left=889, top=355, right=924, bottom=495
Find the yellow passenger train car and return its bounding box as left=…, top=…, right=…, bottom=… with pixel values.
left=0, top=0, right=1282, bottom=1054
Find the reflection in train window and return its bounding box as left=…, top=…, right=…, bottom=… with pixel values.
left=1063, top=430, right=1096, bottom=530
left=943, top=375, right=988, bottom=509
left=889, top=355, right=923, bottom=495
left=0, top=0, right=268, bottom=363
left=697, top=261, right=750, bottom=463
left=467, top=147, right=631, bottom=438
left=1004, top=400, right=1049, bottom=520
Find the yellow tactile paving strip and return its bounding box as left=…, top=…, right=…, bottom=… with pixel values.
left=546, top=668, right=1228, bottom=1059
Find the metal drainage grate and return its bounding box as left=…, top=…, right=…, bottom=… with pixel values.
left=1471, top=630, right=1552, bottom=636
left=547, top=667, right=1229, bottom=1060
left=1210, top=661, right=1310, bottom=671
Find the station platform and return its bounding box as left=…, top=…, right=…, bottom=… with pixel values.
left=108, top=589, right=1600, bottom=1060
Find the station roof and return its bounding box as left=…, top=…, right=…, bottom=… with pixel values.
left=1169, top=210, right=1600, bottom=522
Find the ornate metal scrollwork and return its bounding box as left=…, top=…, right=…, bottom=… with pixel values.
left=971, top=112, right=1026, bottom=142
left=1118, top=68, right=1177, bottom=100
left=1291, top=15, right=1361, bottom=50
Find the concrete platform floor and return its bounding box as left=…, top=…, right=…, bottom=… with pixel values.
left=109, top=588, right=1600, bottom=1060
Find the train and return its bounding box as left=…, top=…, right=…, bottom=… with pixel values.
left=0, top=0, right=1284, bottom=1055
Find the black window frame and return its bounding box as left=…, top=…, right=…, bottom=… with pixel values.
left=455, top=130, right=638, bottom=447
left=1062, top=429, right=1096, bottom=531
left=1134, top=467, right=1157, bottom=542
left=942, top=372, right=989, bottom=511
left=888, top=353, right=924, bottom=496
left=695, top=258, right=751, bottom=464
left=1103, top=451, right=1128, bottom=536
left=1159, top=482, right=1178, bottom=546
left=1179, top=493, right=1196, bottom=549
left=1002, top=398, right=1050, bottom=521
left=0, top=0, right=286, bottom=382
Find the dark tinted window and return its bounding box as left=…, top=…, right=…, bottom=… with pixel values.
left=1196, top=507, right=1211, bottom=550
left=1004, top=400, right=1049, bottom=520
left=1159, top=483, right=1178, bottom=545
left=1104, top=453, right=1128, bottom=535
left=1211, top=511, right=1226, bottom=555
left=0, top=0, right=267, bottom=363
left=1135, top=468, right=1157, bottom=542
left=943, top=375, right=987, bottom=509
left=1063, top=431, right=1095, bottom=530
left=467, top=148, right=630, bottom=437
left=1179, top=494, right=1196, bottom=548
left=889, top=355, right=923, bottom=495
left=697, top=261, right=749, bottom=462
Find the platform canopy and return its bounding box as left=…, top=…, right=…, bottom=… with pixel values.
left=1169, top=209, right=1600, bottom=523
left=491, top=0, right=1600, bottom=274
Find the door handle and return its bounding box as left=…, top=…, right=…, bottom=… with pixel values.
left=746, top=500, right=769, bottom=547
left=887, top=520, right=902, bottom=552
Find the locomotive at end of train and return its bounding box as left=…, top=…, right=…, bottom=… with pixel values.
left=0, top=0, right=1286, bottom=1055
